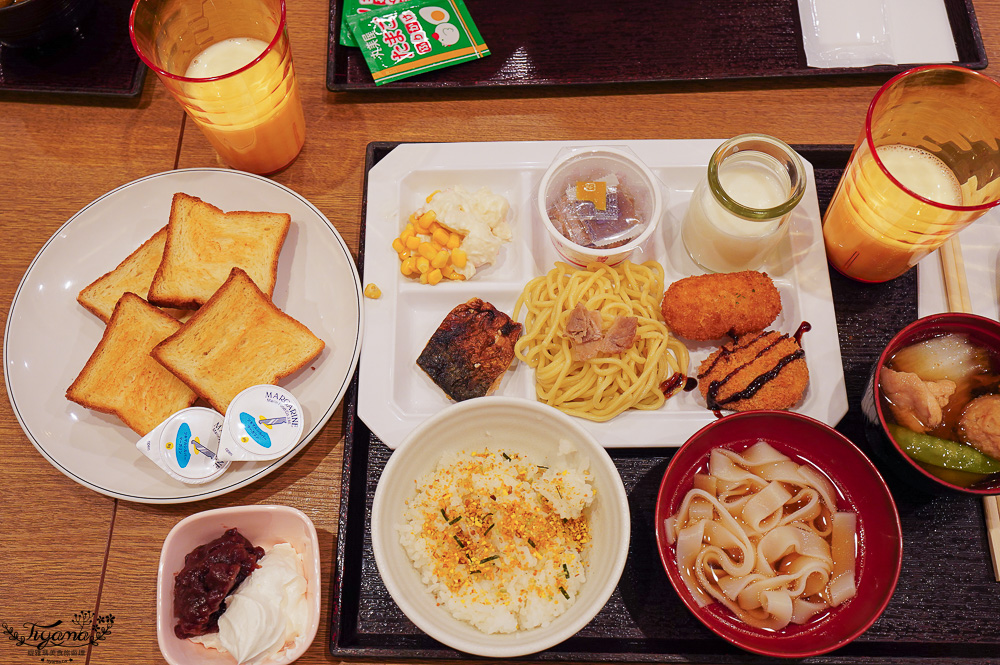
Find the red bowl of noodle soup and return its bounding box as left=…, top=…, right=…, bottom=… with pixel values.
left=655, top=411, right=902, bottom=658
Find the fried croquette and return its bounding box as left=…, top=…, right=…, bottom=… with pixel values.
left=661, top=271, right=782, bottom=341
left=698, top=329, right=808, bottom=411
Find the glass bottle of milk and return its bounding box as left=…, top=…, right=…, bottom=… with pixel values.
left=682, top=134, right=806, bottom=273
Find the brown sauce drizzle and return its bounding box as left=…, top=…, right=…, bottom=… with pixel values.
left=660, top=373, right=698, bottom=397
left=794, top=321, right=812, bottom=344
left=699, top=331, right=772, bottom=378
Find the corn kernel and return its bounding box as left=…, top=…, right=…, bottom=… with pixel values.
left=416, top=256, right=430, bottom=273
left=427, top=269, right=443, bottom=285
left=451, top=248, right=467, bottom=268
left=417, top=242, right=437, bottom=260
left=364, top=283, right=382, bottom=298
left=401, top=257, right=417, bottom=276
left=419, top=272, right=429, bottom=284
left=442, top=264, right=456, bottom=278
left=405, top=235, right=420, bottom=250
left=398, top=249, right=410, bottom=261
left=446, top=233, right=461, bottom=249
left=448, top=271, right=465, bottom=280
left=431, top=227, right=450, bottom=246
left=431, top=250, right=449, bottom=269
left=391, top=237, right=405, bottom=253
left=418, top=210, right=436, bottom=226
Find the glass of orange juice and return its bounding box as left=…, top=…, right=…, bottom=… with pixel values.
left=823, top=65, right=1000, bottom=283
left=129, top=0, right=305, bottom=175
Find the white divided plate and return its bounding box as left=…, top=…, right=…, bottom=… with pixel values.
left=4, top=169, right=363, bottom=503
left=918, top=211, right=1000, bottom=320
left=359, top=141, right=847, bottom=448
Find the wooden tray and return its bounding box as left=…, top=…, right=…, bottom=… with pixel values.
left=329, top=142, right=1000, bottom=663
left=326, top=0, right=986, bottom=91
left=0, top=0, right=145, bottom=97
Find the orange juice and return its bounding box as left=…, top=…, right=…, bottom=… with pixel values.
left=820, top=66, right=1000, bottom=283
left=180, top=37, right=305, bottom=175
left=823, top=144, right=967, bottom=282
left=130, top=0, right=306, bottom=175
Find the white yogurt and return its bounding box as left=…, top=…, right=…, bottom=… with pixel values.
left=190, top=543, right=309, bottom=665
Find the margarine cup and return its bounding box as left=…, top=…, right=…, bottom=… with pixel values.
left=218, top=385, right=304, bottom=462
left=538, top=146, right=663, bottom=267
left=136, top=407, right=230, bottom=484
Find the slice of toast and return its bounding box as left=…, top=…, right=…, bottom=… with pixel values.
left=77, top=227, right=189, bottom=322
left=147, top=193, right=291, bottom=309
left=151, top=267, right=325, bottom=414
left=66, top=293, right=199, bottom=436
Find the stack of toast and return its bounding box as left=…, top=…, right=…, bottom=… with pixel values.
left=67, top=193, right=325, bottom=437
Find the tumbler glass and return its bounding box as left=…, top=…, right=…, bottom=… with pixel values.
left=130, top=0, right=305, bottom=175
left=822, top=65, right=1000, bottom=283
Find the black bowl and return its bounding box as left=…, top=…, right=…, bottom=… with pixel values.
left=862, top=312, right=1000, bottom=495
left=0, top=0, right=94, bottom=48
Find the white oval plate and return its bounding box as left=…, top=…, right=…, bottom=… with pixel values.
left=4, top=169, right=363, bottom=503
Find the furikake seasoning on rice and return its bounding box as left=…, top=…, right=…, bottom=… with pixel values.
left=397, top=444, right=595, bottom=633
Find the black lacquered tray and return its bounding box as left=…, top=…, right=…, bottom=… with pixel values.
left=329, top=142, right=1000, bottom=663
left=0, top=0, right=144, bottom=97
left=326, top=0, right=986, bottom=91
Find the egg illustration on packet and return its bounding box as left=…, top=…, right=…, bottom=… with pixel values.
left=418, top=5, right=460, bottom=47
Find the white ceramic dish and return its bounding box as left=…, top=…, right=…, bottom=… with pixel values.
left=359, top=140, right=848, bottom=449
left=156, top=504, right=321, bottom=665
left=371, top=397, right=630, bottom=658
left=4, top=168, right=363, bottom=503
left=918, top=210, right=1000, bottom=320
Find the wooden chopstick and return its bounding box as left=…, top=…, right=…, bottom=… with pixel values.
left=939, top=237, right=1000, bottom=581
left=940, top=236, right=973, bottom=313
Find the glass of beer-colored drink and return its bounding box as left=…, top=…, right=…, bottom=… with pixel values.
left=130, top=0, right=305, bottom=175
left=822, top=65, right=1000, bottom=283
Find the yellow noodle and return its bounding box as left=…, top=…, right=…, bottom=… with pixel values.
left=513, top=261, right=689, bottom=422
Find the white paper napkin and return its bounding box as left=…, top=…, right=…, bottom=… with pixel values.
left=918, top=212, right=1000, bottom=320
left=799, top=0, right=959, bottom=69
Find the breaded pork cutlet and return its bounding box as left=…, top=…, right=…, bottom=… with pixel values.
left=698, top=329, right=808, bottom=412
left=661, top=271, right=782, bottom=341
left=417, top=298, right=522, bottom=402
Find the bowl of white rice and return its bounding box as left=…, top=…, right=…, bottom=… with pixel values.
left=371, top=396, right=630, bottom=658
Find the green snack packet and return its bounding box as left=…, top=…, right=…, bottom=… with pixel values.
left=347, top=0, right=489, bottom=86
left=339, top=0, right=411, bottom=47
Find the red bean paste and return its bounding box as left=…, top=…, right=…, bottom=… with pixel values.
left=173, top=528, right=265, bottom=639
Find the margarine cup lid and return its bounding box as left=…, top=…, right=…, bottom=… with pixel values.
left=218, top=385, right=304, bottom=462
left=136, top=407, right=230, bottom=484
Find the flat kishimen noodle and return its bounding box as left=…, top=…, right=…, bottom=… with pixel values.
left=665, top=441, right=857, bottom=630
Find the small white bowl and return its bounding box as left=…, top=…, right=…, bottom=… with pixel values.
left=538, top=145, right=663, bottom=266
left=371, top=396, right=630, bottom=658
left=156, top=505, right=321, bottom=665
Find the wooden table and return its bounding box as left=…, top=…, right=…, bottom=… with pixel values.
left=2, top=2, right=998, bottom=663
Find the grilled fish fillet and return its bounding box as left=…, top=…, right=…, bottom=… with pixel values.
left=417, top=298, right=523, bottom=402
